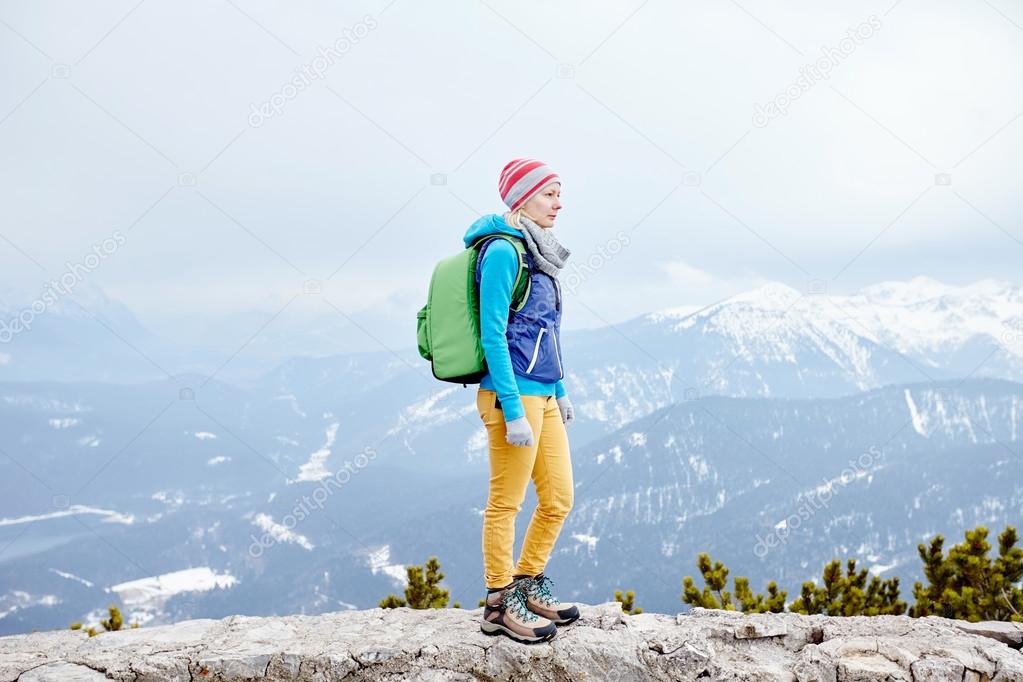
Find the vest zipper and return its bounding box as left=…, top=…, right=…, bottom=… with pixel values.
left=526, top=327, right=546, bottom=373
left=552, top=328, right=563, bottom=377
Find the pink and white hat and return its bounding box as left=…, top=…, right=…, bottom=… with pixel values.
left=499, top=158, right=560, bottom=213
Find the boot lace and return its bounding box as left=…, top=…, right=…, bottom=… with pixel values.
left=502, top=582, right=538, bottom=622
left=531, top=574, right=561, bottom=607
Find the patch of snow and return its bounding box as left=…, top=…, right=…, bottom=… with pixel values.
left=386, top=388, right=465, bottom=438
left=152, top=491, right=185, bottom=507
left=646, top=304, right=703, bottom=324
left=274, top=394, right=307, bottom=419
left=0, top=591, right=60, bottom=620
left=0, top=395, right=90, bottom=411
left=364, top=545, right=408, bottom=587
left=0, top=505, right=133, bottom=527
left=110, top=567, right=237, bottom=625
left=904, top=389, right=927, bottom=436
left=465, top=426, right=488, bottom=460
left=49, top=569, right=94, bottom=588
left=571, top=533, right=599, bottom=556
left=868, top=559, right=901, bottom=576
left=251, top=513, right=314, bottom=550
left=292, top=422, right=340, bottom=483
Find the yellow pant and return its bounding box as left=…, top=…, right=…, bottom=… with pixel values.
left=477, top=388, right=574, bottom=589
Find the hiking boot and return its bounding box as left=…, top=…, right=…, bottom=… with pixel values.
left=480, top=578, right=557, bottom=644
left=514, top=572, right=581, bottom=626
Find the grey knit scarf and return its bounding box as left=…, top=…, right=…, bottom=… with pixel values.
left=505, top=212, right=571, bottom=279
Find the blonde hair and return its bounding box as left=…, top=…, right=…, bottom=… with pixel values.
left=503, top=207, right=535, bottom=231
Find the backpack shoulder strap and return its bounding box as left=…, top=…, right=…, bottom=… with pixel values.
left=471, top=234, right=531, bottom=312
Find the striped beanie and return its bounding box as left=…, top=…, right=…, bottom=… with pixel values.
left=499, top=158, right=560, bottom=213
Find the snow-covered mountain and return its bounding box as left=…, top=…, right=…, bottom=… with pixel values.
left=2, top=276, right=1023, bottom=632
left=823, top=276, right=1023, bottom=377
left=567, top=277, right=1022, bottom=416
left=371, top=377, right=1023, bottom=615
left=317, top=277, right=1023, bottom=467
left=2, top=367, right=1021, bottom=629
left=4, top=275, right=1021, bottom=397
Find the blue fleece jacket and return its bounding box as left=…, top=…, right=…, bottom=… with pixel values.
left=463, top=213, right=566, bottom=422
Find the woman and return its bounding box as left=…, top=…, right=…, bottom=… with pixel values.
left=461, top=158, right=580, bottom=644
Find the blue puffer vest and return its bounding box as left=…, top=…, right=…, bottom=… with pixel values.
left=475, top=238, right=564, bottom=383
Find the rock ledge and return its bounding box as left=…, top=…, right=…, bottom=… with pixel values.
left=2, top=603, right=1022, bottom=681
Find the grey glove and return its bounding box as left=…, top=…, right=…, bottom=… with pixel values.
left=556, top=395, right=574, bottom=424
left=505, top=416, right=535, bottom=447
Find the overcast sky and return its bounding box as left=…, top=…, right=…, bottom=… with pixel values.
left=2, top=0, right=1021, bottom=348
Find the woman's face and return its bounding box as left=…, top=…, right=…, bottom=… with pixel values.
left=523, top=182, right=562, bottom=228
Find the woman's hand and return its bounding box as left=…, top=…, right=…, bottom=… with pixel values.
left=556, top=396, right=574, bottom=425
left=505, top=416, right=535, bottom=447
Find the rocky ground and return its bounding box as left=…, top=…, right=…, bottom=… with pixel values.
left=1, top=603, right=1022, bottom=681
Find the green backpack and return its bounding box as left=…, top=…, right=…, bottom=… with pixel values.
left=416, top=234, right=532, bottom=385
